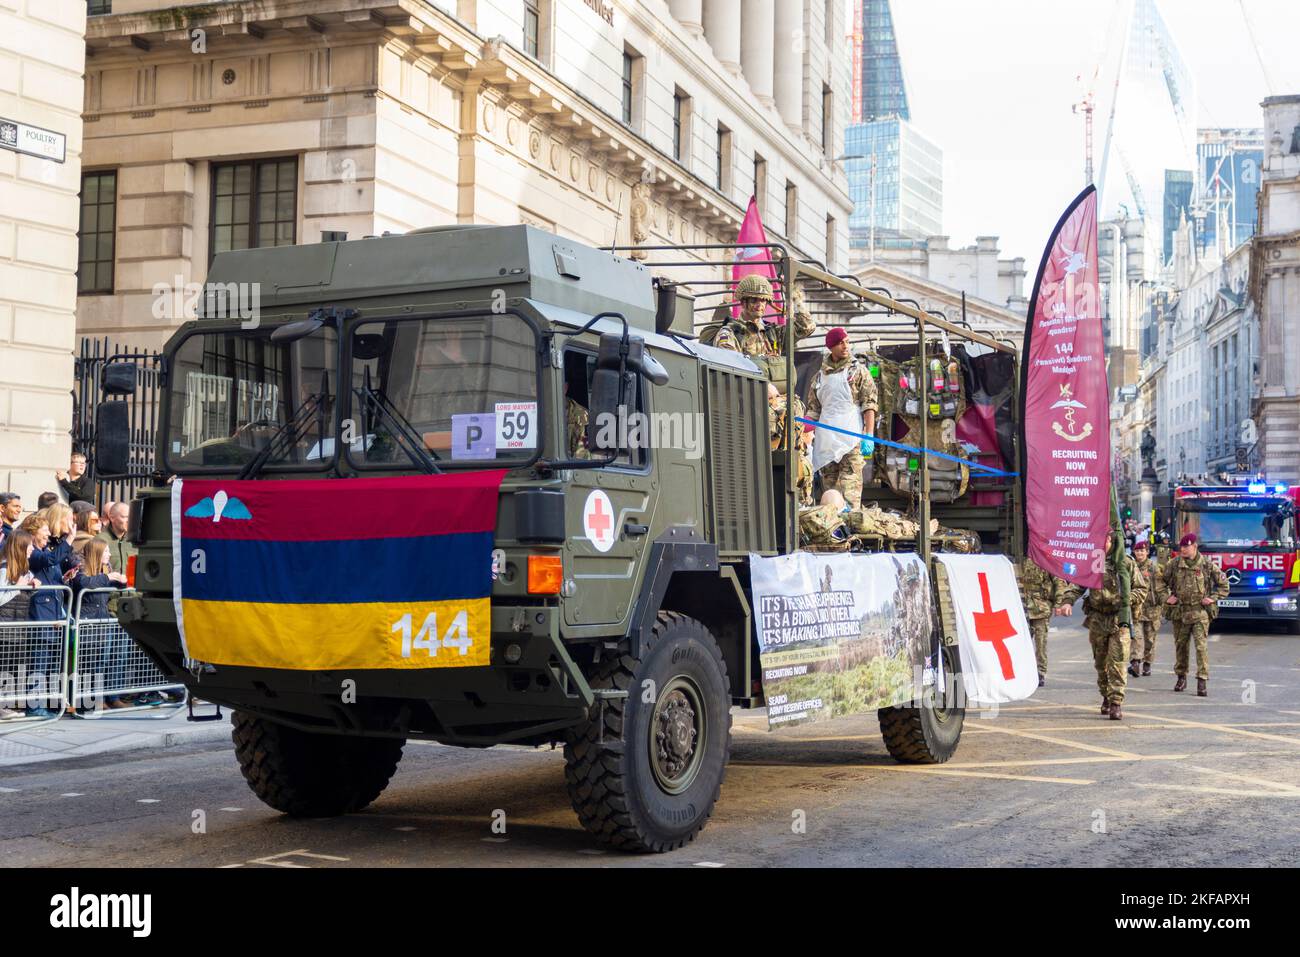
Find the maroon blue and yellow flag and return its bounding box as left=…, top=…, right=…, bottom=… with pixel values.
left=171, top=472, right=506, bottom=670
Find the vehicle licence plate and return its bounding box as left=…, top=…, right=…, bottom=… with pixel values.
left=1219, top=599, right=1249, bottom=608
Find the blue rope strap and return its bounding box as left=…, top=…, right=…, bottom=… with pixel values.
left=794, top=417, right=1020, bottom=478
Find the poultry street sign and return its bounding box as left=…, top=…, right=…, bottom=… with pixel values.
left=0, top=117, right=66, bottom=163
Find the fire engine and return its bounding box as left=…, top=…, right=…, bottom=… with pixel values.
left=1168, top=483, right=1300, bottom=633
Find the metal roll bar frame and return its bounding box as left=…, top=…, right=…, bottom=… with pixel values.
left=605, top=240, right=1023, bottom=559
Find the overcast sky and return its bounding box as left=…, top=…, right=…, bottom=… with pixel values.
left=879, top=0, right=1300, bottom=275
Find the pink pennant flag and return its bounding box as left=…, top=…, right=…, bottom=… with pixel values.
left=731, top=196, right=784, bottom=323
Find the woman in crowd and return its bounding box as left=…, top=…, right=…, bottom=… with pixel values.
left=22, top=508, right=78, bottom=717
left=72, top=537, right=130, bottom=710
left=0, top=528, right=39, bottom=719
left=74, top=508, right=102, bottom=537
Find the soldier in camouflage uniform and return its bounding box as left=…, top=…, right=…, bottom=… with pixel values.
left=708, top=274, right=816, bottom=360
left=806, top=327, right=878, bottom=510
left=1129, top=540, right=1166, bottom=677
left=708, top=274, right=816, bottom=505
left=1057, top=533, right=1149, bottom=720
left=1018, top=556, right=1067, bottom=687
left=566, top=397, right=590, bottom=459
left=1161, top=533, right=1229, bottom=696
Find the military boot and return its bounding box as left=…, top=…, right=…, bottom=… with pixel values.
left=1127, top=659, right=1141, bottom=677
left=1174, top=675, right=1186, bottom=692
left=1101, top=697, right=1110, bottom=714
left=1142, top=663, right=1151, bottom=676
left=1109, top=701, right=1123, bottom=721
left=1197, top=678, right=1207, bottom=697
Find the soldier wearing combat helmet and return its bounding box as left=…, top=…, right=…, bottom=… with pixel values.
left=1057, top=532, right=1149, bottom=720
left=709, top=274, right=816, bottom=359
left=1161, top=533, right=1229, bottom=696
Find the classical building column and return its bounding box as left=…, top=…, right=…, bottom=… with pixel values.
left=773, top=0, right=803, bottom=129
left=739, top=0, right=775, bottom=107
left=669, top=0, right=704, bottom=37
left=702, top=0, right=742, bottom=72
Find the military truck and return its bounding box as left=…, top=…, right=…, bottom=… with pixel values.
left=94, top=225, right=1023, bottom=852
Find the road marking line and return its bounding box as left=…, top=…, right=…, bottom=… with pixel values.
left=219, top=807, right=243, bottom=812
left=866, top=766, right=1094, bottom=785
left=964, top=724, right=1139, bottom=759
left=1135, top=782, right=1300, bottom=799
left=136, top=798, right=160, bottom=804
left=243, top=849, right=350, bottom=868
left=942, top=754, right=1188, bottom=770
left=1084, top=707, right=1300, bottom=748
left=694, top=861, right=726, bottom=867
left=0, top=787, right=19, bottom=793
left=60, top=792, right=83, bottom=797
left=1184, top=765, right=1300, bottom=795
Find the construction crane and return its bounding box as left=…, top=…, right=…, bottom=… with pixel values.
left=1237, top=0, right=1277, bottom=96
left=850, top=0, right=863, bottom=122
left=1073, top=67, right=1099, bottom=186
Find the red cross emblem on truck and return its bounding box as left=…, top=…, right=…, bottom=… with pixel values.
left=973, top=571, right=1017, bottom=680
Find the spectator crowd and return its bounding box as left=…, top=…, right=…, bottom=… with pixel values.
left=0, top=453, right=179, bottom=721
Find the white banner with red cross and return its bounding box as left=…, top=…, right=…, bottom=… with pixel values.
left=933, top=554, right=1039, bottom=704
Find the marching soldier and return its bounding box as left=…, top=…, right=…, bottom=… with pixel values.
left=1019, top=556, right=1067, bottom=687
left=1129, top=540, right=1165, bottom=677
left=1162, top=533, right=1229, bottom=696
left=1057, top=532, right=1149, bottom=720
left=806, top=327, right=878, bottom=510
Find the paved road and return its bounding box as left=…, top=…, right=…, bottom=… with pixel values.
left=3, top=614, right=1299, bottom=867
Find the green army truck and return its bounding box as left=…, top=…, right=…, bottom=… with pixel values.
left=94, top=225, right=1023, bottom=852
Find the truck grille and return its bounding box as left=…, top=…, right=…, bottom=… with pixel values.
left=703, top=367, right=776, bottom=556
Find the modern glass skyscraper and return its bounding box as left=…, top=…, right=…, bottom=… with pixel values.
left=861, top=0, right=909, bottom=122
left=1099, top=0, right=1197, bottom=272
left=1197, top=129, right=1264, bottom=254
left=846, top=1, right=942, bottom=249
left=846, top=118, right=943, bottom=247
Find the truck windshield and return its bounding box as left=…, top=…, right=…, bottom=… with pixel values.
left=346, top=314, right=540, bottom=469
left=164, top=325, right=337, bottom=472
left=1180, top=506, right=1295, bottom=547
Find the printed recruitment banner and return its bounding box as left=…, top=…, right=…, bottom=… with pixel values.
left=934, top=554, right=1039, bottom=705
left=172, top=472, right=505, bottom=670
left=1021, top=185, right=1110, bottom=589
left=749, top=551, right=933, bottom=729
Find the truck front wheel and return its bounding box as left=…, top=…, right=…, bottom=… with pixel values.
left=232, top=711, right=405, bottom=817
left=877, top=644, right=964, bottom=764
left=564, top=611, right=732, bottom=852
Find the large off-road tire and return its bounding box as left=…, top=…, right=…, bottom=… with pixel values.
left=877, top=643, right=964, bottom=764
left=232, top=711, right=405, bottom=817
left=564, top=611, right=731, bottom=853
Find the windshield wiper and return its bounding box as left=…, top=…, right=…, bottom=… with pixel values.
left=355, top=366, right=441, bottom=474
left=237, top=372, right=332, bottom=480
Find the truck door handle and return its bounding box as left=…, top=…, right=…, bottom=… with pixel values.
left=624, top=521, right=649, bottom=536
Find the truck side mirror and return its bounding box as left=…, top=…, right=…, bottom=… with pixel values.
left=588, top=332, right=637, bottom=455
left=101, top=362, right=138, bottom=396
left=94, top=400, right=132, bottom=478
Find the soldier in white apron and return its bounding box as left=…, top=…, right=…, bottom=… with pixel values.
left=807, top=327, right=878, bottom=509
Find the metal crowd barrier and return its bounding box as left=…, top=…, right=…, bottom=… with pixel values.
left=69, top=588, right=186, bottom=718
left=0, top=585, right=73, bottom=728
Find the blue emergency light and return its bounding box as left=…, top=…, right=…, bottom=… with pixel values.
left=1256, top=575, right=1267, bottom=587
left=1248, top=483, right=1267, bottom=493
left=1276, top=484, right=1289, bottom=494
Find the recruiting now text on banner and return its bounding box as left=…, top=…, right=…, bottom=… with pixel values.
left=1021, top=186, right=1111, bottom=589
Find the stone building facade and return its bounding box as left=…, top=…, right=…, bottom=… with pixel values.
left=0, top=0, right=86, bottom=503
left=1253, top=94, right=1300, bottom=484
left=76, top=0, right=853, bottom=348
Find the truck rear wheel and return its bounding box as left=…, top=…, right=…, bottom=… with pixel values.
left=232, top=711, right=405, bottom=817
left=877, top=644, right=964, bottom=764
left=564, top=611, right=731, bottom=853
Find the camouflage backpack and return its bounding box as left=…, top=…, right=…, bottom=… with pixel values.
left=799, top=505, right=849, bottom=550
